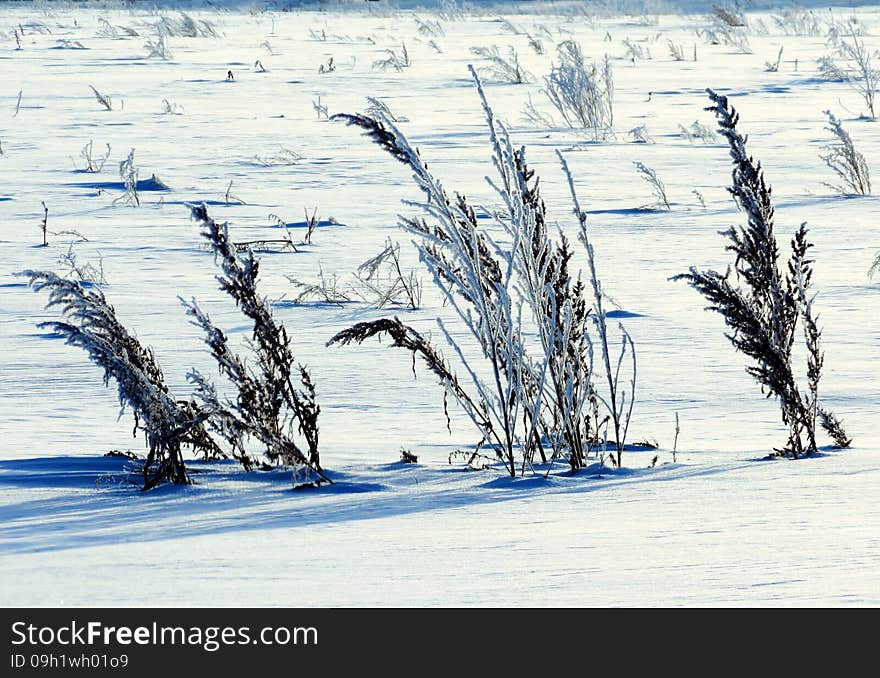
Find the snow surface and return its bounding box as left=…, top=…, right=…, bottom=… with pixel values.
left=1, top=1, right=878, bottom=606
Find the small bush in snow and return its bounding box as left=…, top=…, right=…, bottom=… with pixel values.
left=622, top=38, right=651, bottom=61
left=96, top=18, right=139, bottom=39
left=470, top=45, right=531, bottom=83
left=698, top=8, right=752, bottom=54
left=633, top=161, right=670, bottom=210
left=678, top=119, right=718, bottom=144
left=415, top=16, right=444, bottom=38
left=161, top=99, right=183, bottom=115
left=771, top=9, right=824, bottom=37
left=332, top=68, right=637, bottom=473
left=155, top=13, right=219, bottom=39
left=57, top=243, right=106, bottom=286
left=816, top=55, right=847, bottom=82
left=673, top=89, right=851, bottom=458
left=668, top=41, right=685, bottom=61
left=373, top=43, right=410, bottom=71
left=353, top=238, right=422, bottom=309
left=114, top=148, right=139, bottom=207
left=144, top=31, right=172, bottom=60
left=820, top=110, right=871, bottom=196
left=287, top=265, right=352, bottom=306
left=711, top=4, right=747, bottom=28
left=17, top=271, right=220, bottom=489
left=829, top=21, right=879, bottom=120
left=628, top=124, right=654, bottom=143
left=543, top=40, right=614, bottom=138
left=183, top=205, right=330, bottom=488
left=79, top=139, right=111, bottom=172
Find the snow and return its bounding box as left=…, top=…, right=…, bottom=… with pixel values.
left=1, top=1, right=879, bottom=606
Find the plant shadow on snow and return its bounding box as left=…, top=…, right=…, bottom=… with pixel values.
left=66, top=177, right=170, bottom=192
left=605, top=309, right=645, bottom=319
left=0, top=451, right=701, bottom=556
left=585, top=206, right=668, bottom=215
left=748, top=445, right=849, bottom=463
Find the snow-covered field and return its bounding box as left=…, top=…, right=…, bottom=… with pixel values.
left=1, top=1, right=878, bottom=606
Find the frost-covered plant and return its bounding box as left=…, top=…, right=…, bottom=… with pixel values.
left=57, top=39, right=87, bottom=50
left=183, top=205, right=329, bottom=487
left=318, top=56, right=335, bottom=74
left=57, top=243, right=106, bottom=286
left=331, top=69, right=630, bottom=474
left=155, top=13, right=219, bottom=39
left=303, top=207, right=319, bottom=245
left=633, top=161, right=671, bottom=210
left=96, top=18, right=139, bottom=39
left=818, top=407, right=852, bottom=448
left=79, top=139, right=111, bottom=172
left=821, top=110, right=871, bottom=196
left=38, top=201, right=47, bottom=247
left=521, top=93, right=556, bottom=127
left=415, top=16, right=444, bottom=38
left=698, top=10, right=752, bottom=54
left=470, top=45, right=531, bottom=83
left=668, top=41, right=685, bottom=61
left=679, top=119, right=718, bottom=144
left=114, top=149, right=139, bottom=207
left=527, top=35, right=545, bottom=55
left=365, top=97, right=409, bottom=122
left=622, top=38, right=651, bottom=61
left=312, top=96, right=329, bottom=120
left=871, top=252, right=880, bottom=279
left=711, top=4, right=746, bottom=28
left=771, top=8, right=823, bottom=36
left=628, top=125, right=654, bottom=143
left=373, top=43, right=410, bottom=71
left=17, top=271, right=221, bottom=489
left=829, top=22, right=879, bottom=120
left=560, top=154, right=636, bottom=468
left=161, top=99, right=183, bottom=115
left=353, top=238, right=422, bottom=309
left=673, top=89, right=851, bottom=458
left=287, top=266, right=352, bottom=306
left=437, top=0, right=466, bottom=22
left=765, top=46, right=783, bottom=72
left=331, top=105, right=535, bottom=474
left=816, top=55, right=847, bottom=82
left=544, top=40, right=614, bottom=138
left=89, top=85, right=112, bottom=111
left=144, top=31, right=172, bottom=60
left=252, top=146, right=303, bottom=167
